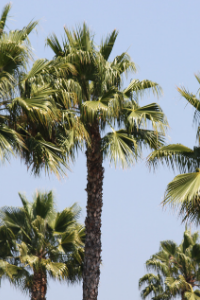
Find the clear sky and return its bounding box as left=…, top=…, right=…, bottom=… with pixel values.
left=1, top=1, right=200, bottom=299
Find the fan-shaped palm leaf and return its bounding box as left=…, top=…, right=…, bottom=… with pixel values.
left=164, top=170, right=200, bottom=206
left=147, top=144, right=195, bottom=172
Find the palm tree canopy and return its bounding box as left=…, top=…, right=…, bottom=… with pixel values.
left=139, top=229, right=200, bottom=300
left=0, top=3, right=38, bottom=162
left=0, top=191, right=85, bottom=292
left=0, top=4, right=76, bottom=177
left=47, top=23, right=169, bottom=168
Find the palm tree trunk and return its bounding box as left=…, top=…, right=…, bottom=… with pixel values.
left=83, top=121, right=104, bottom=300
left=181, top=291, right=186, bottom=300
left=31, top=269, right=47, bottom=300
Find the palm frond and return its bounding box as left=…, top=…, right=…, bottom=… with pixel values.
left=46, top=33, right=64, bottom=57
left=178, top=87, right=200, bottom=112
left=111, top=52, right=137, bottom=78
left=0, top=260, right=22, bottom=281
left=102, top=127, right=138, bottom=168
left=100, top=29, right=118, bottom=60
left=22, top=132, right=69, bottom=177
left=133, top=128, right=165, bottom=150
left=125, top=102, right=168, bottom=133
left=45, top=261, right=67, bottom=279
left=146, top=259, right=170, bottom=277
left=0, top=124, right=24, bottom=162
left=164, top=170, right=200, bottom=206
left=147, top=144, right=195, bottom=172
left=123, top=79, right=162, bottom=99
left=53, top=204, right=80, bottom=234
left=0, top=3, right=11, bottom=36
left=185, top=290, right=200, bottom=300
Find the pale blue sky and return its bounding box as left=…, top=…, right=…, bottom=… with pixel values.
left=1, top=1, right=200, bottom=299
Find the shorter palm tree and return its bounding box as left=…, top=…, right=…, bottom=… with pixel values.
left=0, top=191, right=85, bottom=300
left=139, top=229, right=200, bottom=300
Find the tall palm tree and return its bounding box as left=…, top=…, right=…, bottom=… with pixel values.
left=139, top=229, right=200, bottom=300
left=47, top=24, right=168, bottom=300
left=0, top=191, right=85, bottom=300
left=148, top=74, right=200, bottom=219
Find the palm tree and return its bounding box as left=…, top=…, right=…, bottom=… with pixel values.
left=0, top=3, right=37, bottom=161
left=0, top=3, right=76, bottom=176
left=139, top=229, right=200, bottom=300
left=47, top=24, right=168, bottom=300
left=0, top=191, right=85, bottom=300
left=148, top=75, right=200, bottom=219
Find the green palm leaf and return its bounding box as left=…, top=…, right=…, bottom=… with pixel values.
left=123, top=79, right=162, bottom=98
left=0, top=124, right=24, bottom=161
left=185, top=290, right=200, bottom=300
left=100, top=29, right=118, bottom=60
left=125, top=102, right=168, bottom=132
left=147, top=144, right=195, bottom=172
left=164, top=170, right=200, bottom=205
left=102, top=127, right=137, bottom=168
left=133, top=128, right=165, bottom=150
left=46, top=33, right=64, bottom=57
left=20, top=132, right=68, bottom=177
left=0, top=3, right=11, bottom=36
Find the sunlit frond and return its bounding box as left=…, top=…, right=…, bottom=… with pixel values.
left=163, top=170, right=200, bottom=206
left=0, top=260, right=21, bottom=281
left=185, top=290, right=200, bottom=300
left=102, top=127, right=137, bottom=168
left=178, top=87, right=200, bottom=112
left=124, top=79, right=162, bottom=99
left=125, top=102, right=168, bottom=133
left=147, top=144, right=195, bottom=172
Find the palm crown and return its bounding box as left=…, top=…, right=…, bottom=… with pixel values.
left=0, top=191, right=85, bottom=299
left=139, top=229, right=200, bottom=300
left=0, top=4, right=75, bottom=176
left=47, top=24, right=168, bottom=164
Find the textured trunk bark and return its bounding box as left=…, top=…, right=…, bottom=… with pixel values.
left=83, top=121, right=104, bottom=300
left=181, top=291, right=186, bottom=300
left=31, top=269, right=47, bottom=300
